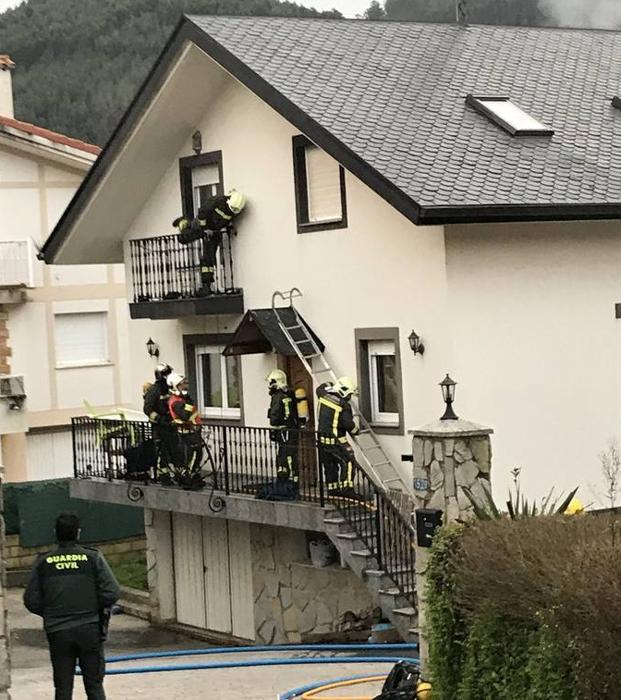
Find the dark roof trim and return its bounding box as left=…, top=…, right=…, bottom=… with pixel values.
left=419, top=202, right=621, bottom=225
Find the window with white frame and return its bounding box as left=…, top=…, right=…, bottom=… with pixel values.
left=192, top=163, right=221, bottom=212
left=195, top=345, right=241, bottom=418
left=368, top=340, right=399, bottom=426
left=54, top=312, right=109, bottom=367
left=292, top=135, right=347, bottom=232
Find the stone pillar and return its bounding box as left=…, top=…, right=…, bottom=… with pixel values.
left=410, top=418, right=493, bottom=673
left=144, top=509, right=175, bottom=624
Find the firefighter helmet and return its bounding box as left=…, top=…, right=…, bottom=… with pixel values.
left=228, top=190, right=247, bottom=214
left=416, top=681, right=433, bottom=699
left=155, top=363, right=173, bottom=381
left=335, top=376, right=358, bottom=399
left=166, top=373, right=185, bottom=393
left=266, top=369, right=288, bottom=390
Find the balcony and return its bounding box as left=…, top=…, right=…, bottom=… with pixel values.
left=128, top=231, right=243, bottom=319
left=0, top=240, right=36, bottom=303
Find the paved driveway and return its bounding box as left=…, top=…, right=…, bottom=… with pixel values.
left=9, top=588, right=388, bottom=699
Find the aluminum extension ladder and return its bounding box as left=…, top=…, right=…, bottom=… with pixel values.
left=271, top=287, right=412, bottom=495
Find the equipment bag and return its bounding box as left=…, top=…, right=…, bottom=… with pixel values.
left=373, top=661, right=421, bottom=700
left=124, top=440, right=156, bottom=480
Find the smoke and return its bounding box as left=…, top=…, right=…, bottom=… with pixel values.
left=539, top=0, right=621, bottom=29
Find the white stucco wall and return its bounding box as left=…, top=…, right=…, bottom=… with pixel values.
left=124, top=66, right=452, bottom=481
left=446, top=221, right=621, bottom=504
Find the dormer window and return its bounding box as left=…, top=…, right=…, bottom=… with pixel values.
left=466, top=95, right=554, bottom=137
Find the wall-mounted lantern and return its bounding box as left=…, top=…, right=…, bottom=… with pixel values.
left=408, top=330, right=425, bottom=356
left=192, top=130, right=202, bottom=155
left=146, top=337, right=160, bottom=360
left=439, top=374, right=458, bottom=421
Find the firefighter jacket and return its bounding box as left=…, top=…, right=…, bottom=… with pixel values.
left=316, top=382, right=358, bottom=444
left=143, top=379, right=171, bottom=425
left=268, top=388, right=299, bottom=429
left=23, top=542, right=120, bottom=634
left=168, top=393, right=202, bottom=429
left=197, top=196, right=235, bottom=232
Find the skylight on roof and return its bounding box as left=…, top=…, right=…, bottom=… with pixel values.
left=466, top=95, right=554, bottom=137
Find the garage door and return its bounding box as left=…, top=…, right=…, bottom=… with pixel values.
left=172, top=514, right=254, bottom=639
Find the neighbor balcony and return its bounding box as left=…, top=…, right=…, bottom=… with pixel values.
left=128, top=231, right=244, bottom=319
left=0, top=240, right=37, bottom=303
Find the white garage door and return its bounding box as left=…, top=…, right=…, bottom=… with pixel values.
left=26, top=430, right=73, bottom=481
left=172, top=513, right=254, bottom=639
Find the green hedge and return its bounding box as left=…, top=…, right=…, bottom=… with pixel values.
left=426, top=526, right=579, bottom=700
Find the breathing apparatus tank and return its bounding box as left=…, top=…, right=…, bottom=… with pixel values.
left=295, top=387, right=309, bottom=426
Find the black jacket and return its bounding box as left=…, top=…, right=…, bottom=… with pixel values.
left=316, top=383, right=357, bottom=440
left=143, top=379, right=171, bottom=425
left=268, top=388, right=298, bottom=429
left=24, top=542, right=120, bottom=633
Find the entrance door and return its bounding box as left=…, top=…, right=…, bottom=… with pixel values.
left=172, top=513, right=254, bottom=639
left=283, top=356, right=318, bottom=491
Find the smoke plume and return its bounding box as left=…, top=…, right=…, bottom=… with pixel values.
left=539, top=0, right=621, bottom=29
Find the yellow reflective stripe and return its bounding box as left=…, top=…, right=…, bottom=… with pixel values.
left=283, top=397, right=292, bottom=419
left=198, top=219, right=207, bottom=226
left=149, top=411, right=159, bottom=421
left=215, top=208, right=232, bottom=220
left=338, top=436, right=348, bottom=444
left=184, top=404, right=194, bottom=411
left=319, top=397, right=342, bottom=437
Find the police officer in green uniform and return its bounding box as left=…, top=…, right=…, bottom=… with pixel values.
left=24, top=513, right=120, bottom=700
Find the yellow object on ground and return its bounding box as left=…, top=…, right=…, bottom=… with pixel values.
left=565, top=497, right=585, bottom=515
left=417, top=680, right=433, bottom=699
left=301, top=675, right=386, bottom=699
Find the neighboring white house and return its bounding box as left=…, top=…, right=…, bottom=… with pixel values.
left=0, top=55, right=130, bottom=482
left=36, top=16, right=621, bottom=641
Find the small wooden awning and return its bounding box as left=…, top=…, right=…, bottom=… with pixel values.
left=222, top=308, right=325, bottom=356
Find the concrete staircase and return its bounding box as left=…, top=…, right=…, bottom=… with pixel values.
left=323, top=508, right=418, bottom=643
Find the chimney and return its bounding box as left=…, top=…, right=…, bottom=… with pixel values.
left=0, top=55, right=15, bottom=119
left=456, top=0, right=469, bottom=26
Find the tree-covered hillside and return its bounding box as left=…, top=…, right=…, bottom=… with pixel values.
left=0, top=0, right=341, bottom=145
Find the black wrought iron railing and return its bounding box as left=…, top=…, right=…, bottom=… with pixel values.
left=72, top=418, right=325, bottom=504
left=71, top=417, right=416, bottom=607
left=333, top=460, right=417, bottom=607
left=129, top=230, right=238, bottom=303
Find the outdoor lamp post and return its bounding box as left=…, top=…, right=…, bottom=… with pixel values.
left=408, top=330, right=425, bottom=356
left=439, top=374, right=458, bottom=420
left=146, top=337, right=160, bottom=359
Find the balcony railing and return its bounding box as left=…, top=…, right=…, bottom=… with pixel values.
left=0, top=240, right=36, bottom=288
left=72, top=417, right=417, bottom=607
left=129, top=230, right=238, bottom=304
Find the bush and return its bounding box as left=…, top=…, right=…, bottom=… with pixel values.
left=425, top=514, right=619, bottom=699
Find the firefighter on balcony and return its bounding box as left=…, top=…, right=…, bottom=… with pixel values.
left=167, top=373, right=205, bottom=490
left=143, top=362, right=176, bottom=485
left=317, top=377, right=361, bottom=499
left=172, top=190, right=247, bottom=297
left=267, top=370, right=300, bottom=490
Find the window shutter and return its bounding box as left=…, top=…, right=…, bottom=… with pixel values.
left=55, top=312, right=108, bottom=366
left=305, top=146, right=342, bottom=222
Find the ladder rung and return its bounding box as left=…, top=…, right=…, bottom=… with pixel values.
left=383, top=477, right=404, bottom=485
left=370, top=460, right=392, bottom=468
left=304, top=353, right=321, bottom=359
left=312, top=368, right=333, bottom=375
left=284, top=324, right=303, bottom=331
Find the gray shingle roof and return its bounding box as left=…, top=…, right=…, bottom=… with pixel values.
left=189, top=16, right=621, bottom=213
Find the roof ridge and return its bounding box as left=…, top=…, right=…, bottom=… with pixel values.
left=186, top=13, right=621, bottom=35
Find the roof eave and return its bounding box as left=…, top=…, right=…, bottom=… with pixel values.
left=41, top=16, right=425, bottom=264
left=419, top=203, right=621, bottom=225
